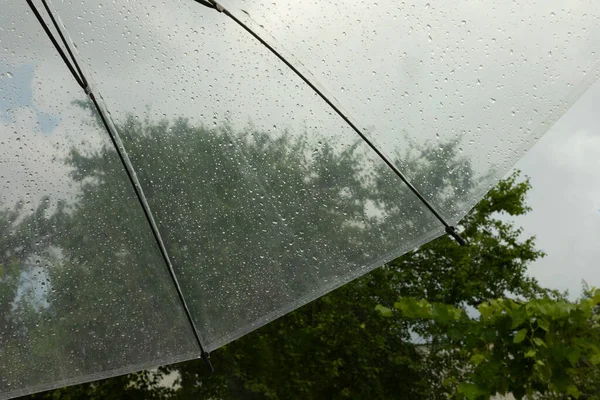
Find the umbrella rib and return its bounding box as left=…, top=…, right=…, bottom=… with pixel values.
left=26, top=0, right=214, bottom=370
left=193, top=0, right=466, bottom=246
left=25, top=0, right=85, bottom=90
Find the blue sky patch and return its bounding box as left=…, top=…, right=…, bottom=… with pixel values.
left=1, top=63, right=60, bottom=133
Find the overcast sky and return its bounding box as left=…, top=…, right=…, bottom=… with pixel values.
left=511, top=78, right=600, bottom=299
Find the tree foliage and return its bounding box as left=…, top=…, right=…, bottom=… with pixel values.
left=1, top=108, right=592, bottom=399
left=381, top=290, right=600, bottom=400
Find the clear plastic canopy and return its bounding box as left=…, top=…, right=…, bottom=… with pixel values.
left=1, top=0, right=599, bottom=397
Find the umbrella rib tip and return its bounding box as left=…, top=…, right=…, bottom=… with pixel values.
left=201, top=351, right=215, bottom=373
left=445, top=225, right=467, bottom=246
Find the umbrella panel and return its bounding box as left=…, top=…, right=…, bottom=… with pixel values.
left=0, top=2, right=198, bottom=398
left=52, top=0, right=444, bottom=351
left=217, top=0, right=600, bottom=223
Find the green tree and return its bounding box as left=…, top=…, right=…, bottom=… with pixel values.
left=22, top=171, right=546, bottom=399
left=383, top=289, right=600, bottom=399
left=1, top=110, right=567, bottom=400
left=156, top=171, right=548, bottom=400
left=4, top=108, right=434, bottom=397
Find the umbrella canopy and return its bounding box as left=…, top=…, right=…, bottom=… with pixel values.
left=1, top=0, right=598, bottom=397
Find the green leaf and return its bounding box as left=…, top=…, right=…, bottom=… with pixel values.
left=510, top=308, right=527, bottom=329
left=514, top=328, right=527, bottom=343
left=589, top=352, right=600, bottom=366
left=469, top=354, right=486, bottom=365
left=567, top=348, right=581, bottom=366
left=432, top=303, right=463, bottom=323
left=432, top=303, right=451, bottom=322
left=532, top=337, right=546, bottom=348
left=524, top=349, right=536, bottom=358
left=457, top=382, right=486, bottom=400
left=537, top=318, right=549, bottom=332
left=395, top=297, right=433, bottom=319
left=442, top=377, right=455, bottom=387
left=374, top=304, right=392, bottom=317
left=478, top=303, right=493, bottom=320
left=566, top=384, right=581, bottom=399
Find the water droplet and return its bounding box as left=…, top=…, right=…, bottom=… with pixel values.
left=489, top=98, right=496, bottom=103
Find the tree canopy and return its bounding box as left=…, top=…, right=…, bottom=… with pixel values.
left=1, top=108, right=595, bottom=399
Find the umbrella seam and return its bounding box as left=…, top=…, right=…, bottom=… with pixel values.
left=25, top=0, right=213, bottom=371
left=193, top=0, right=466, bottom=246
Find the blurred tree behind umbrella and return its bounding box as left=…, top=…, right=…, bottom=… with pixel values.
left=3, top=109, right=591, bottom=399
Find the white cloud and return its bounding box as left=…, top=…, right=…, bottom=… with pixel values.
left=0, top=2, right=111, bottom=210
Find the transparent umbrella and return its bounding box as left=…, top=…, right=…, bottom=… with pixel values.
left=0, top=0, right=598, bottom=398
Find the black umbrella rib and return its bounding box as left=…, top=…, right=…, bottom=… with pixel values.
left=25, top=0, right=85, bottom=89
left=193, top=0, right=466, bottom=246
left=25, top=0, right=214, bottom=370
